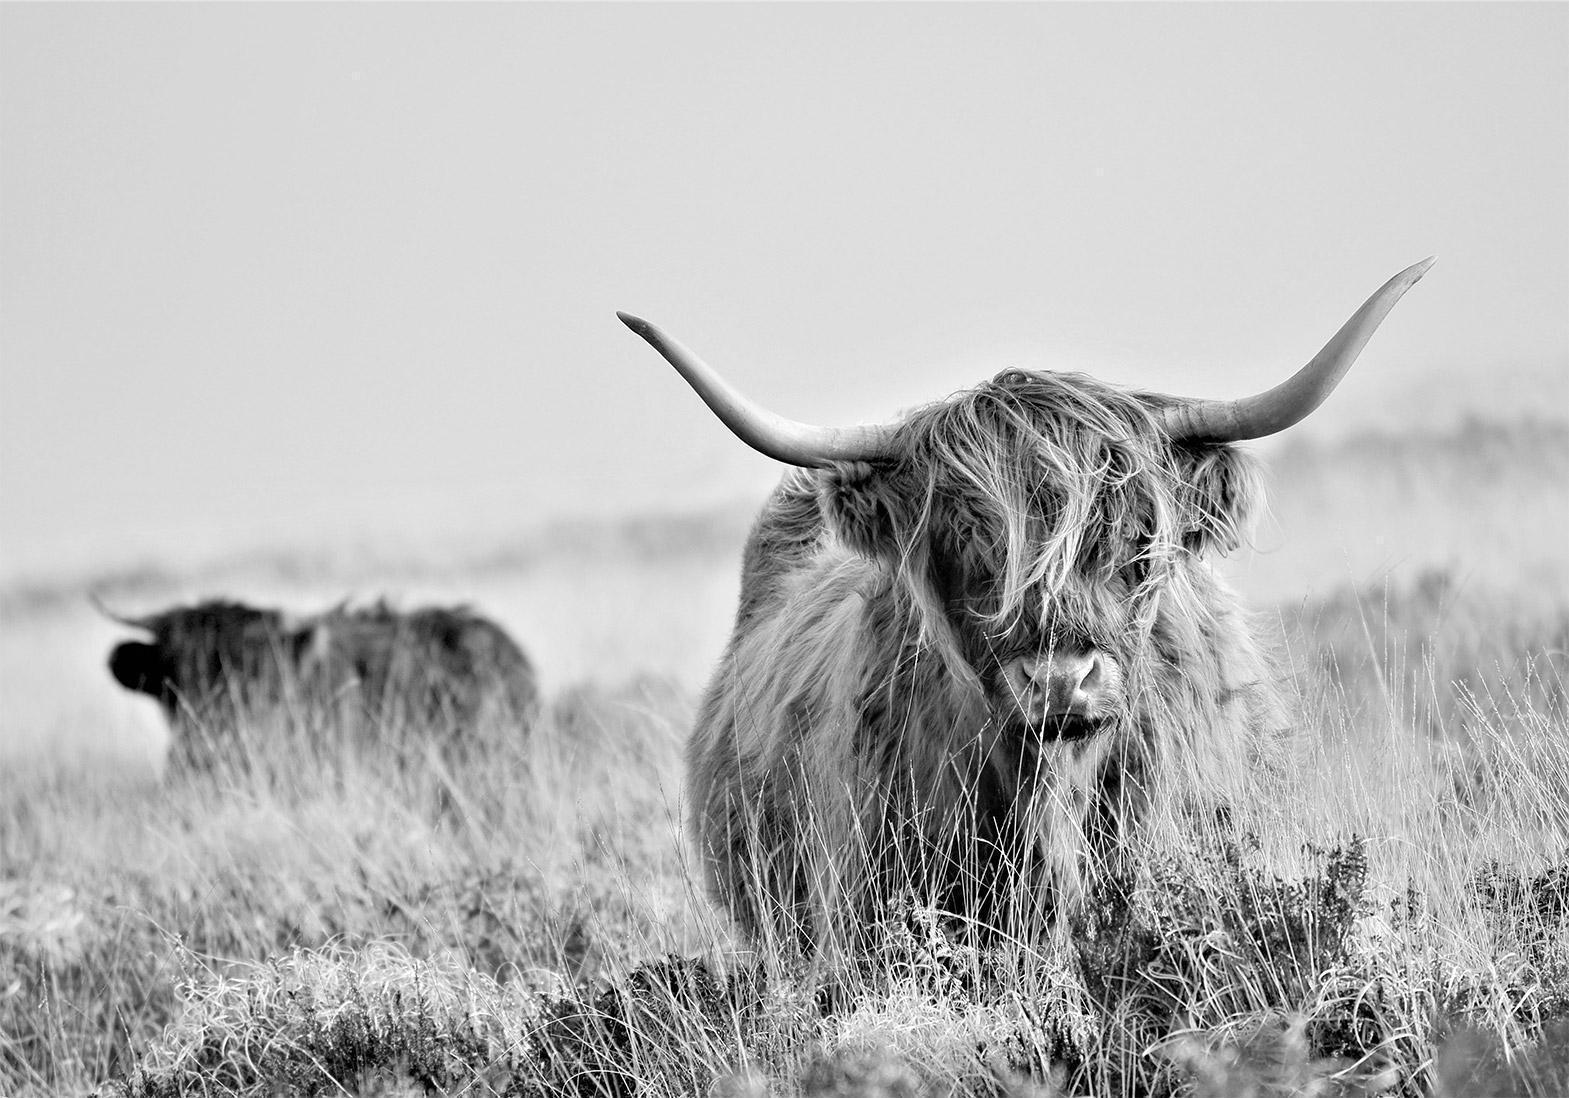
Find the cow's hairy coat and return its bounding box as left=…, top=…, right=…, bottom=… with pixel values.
left=690, top=369, right=1283, bottom=955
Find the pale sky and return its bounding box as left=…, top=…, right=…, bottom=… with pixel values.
left=3, top=3, right=1566, bottom=580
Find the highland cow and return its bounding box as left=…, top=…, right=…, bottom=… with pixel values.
left=619, top=260, right=1432, bottom=956
left=105, top=599, right=538, bottom=768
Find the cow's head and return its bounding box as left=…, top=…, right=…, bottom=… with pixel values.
left=101, top=600, right=305, bottom=715
left=619, top=260, right=1431, bottom=738
left=814, top=369, right=1262, bottom=742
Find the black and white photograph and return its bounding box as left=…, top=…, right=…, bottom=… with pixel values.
left=2, top=3, right=1566, bottom=1095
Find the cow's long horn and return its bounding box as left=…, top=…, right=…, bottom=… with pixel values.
left=618, top=312, right=896, bottom=467
left=1160, top=258, right=1434, bottom=443
left=89, top=590, right=153, bottom=632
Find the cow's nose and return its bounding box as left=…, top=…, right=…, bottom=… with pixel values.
left=109, top=641, right=160, bottom=692
left=1007, top=647, right=1110, bottom=718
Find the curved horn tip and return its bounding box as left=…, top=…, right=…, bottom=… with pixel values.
left=1158, top=257, right=1437, bottom=444
left=1400, top=256, right=1437, bottom=284
left=89, top=590, right=152, bottom=631
left=88, top=590, right=127, bottom=620
left=616, top=311, right=654, bottom=336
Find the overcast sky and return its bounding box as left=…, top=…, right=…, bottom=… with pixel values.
left=3, top=3, right=1565, bottom=580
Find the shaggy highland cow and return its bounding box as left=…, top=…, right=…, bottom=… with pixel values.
left=105, top=599, right=538, bottom=768
left=619, top=260, right=1432, bottom=956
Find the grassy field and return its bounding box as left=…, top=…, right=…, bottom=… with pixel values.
left=2, top=418, right=1567, bottom=1097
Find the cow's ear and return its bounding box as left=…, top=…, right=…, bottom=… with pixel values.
left=109, top=641, right=165, bottom=695
left=1171, top=442, right=1262, bottom=556
left=818, top=461, right=909, bottom=562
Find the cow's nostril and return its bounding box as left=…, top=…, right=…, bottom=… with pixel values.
left=1076, top=653, right=1103, bottom=699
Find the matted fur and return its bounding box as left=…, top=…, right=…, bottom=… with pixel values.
left=108, top=599, right=539, bottom=768
left=690, top=368, right=1283, bottom=956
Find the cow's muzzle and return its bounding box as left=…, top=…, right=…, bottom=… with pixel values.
left=109, top=641, right=162, bottom=694
left=999, top=647, right=1120, bottom=739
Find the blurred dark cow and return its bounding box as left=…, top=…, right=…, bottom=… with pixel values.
left=619, top=260, right=1432, bottom=955
left=105, top=599, right=538, bottom=767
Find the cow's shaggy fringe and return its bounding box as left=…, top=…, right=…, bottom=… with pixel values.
left=690, top=367, right=1282, bottom=958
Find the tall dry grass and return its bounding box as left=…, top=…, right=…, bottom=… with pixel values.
left=2, top=417, right=1566, bottom=1096
left=1, top=676, right=706, bottom=1095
